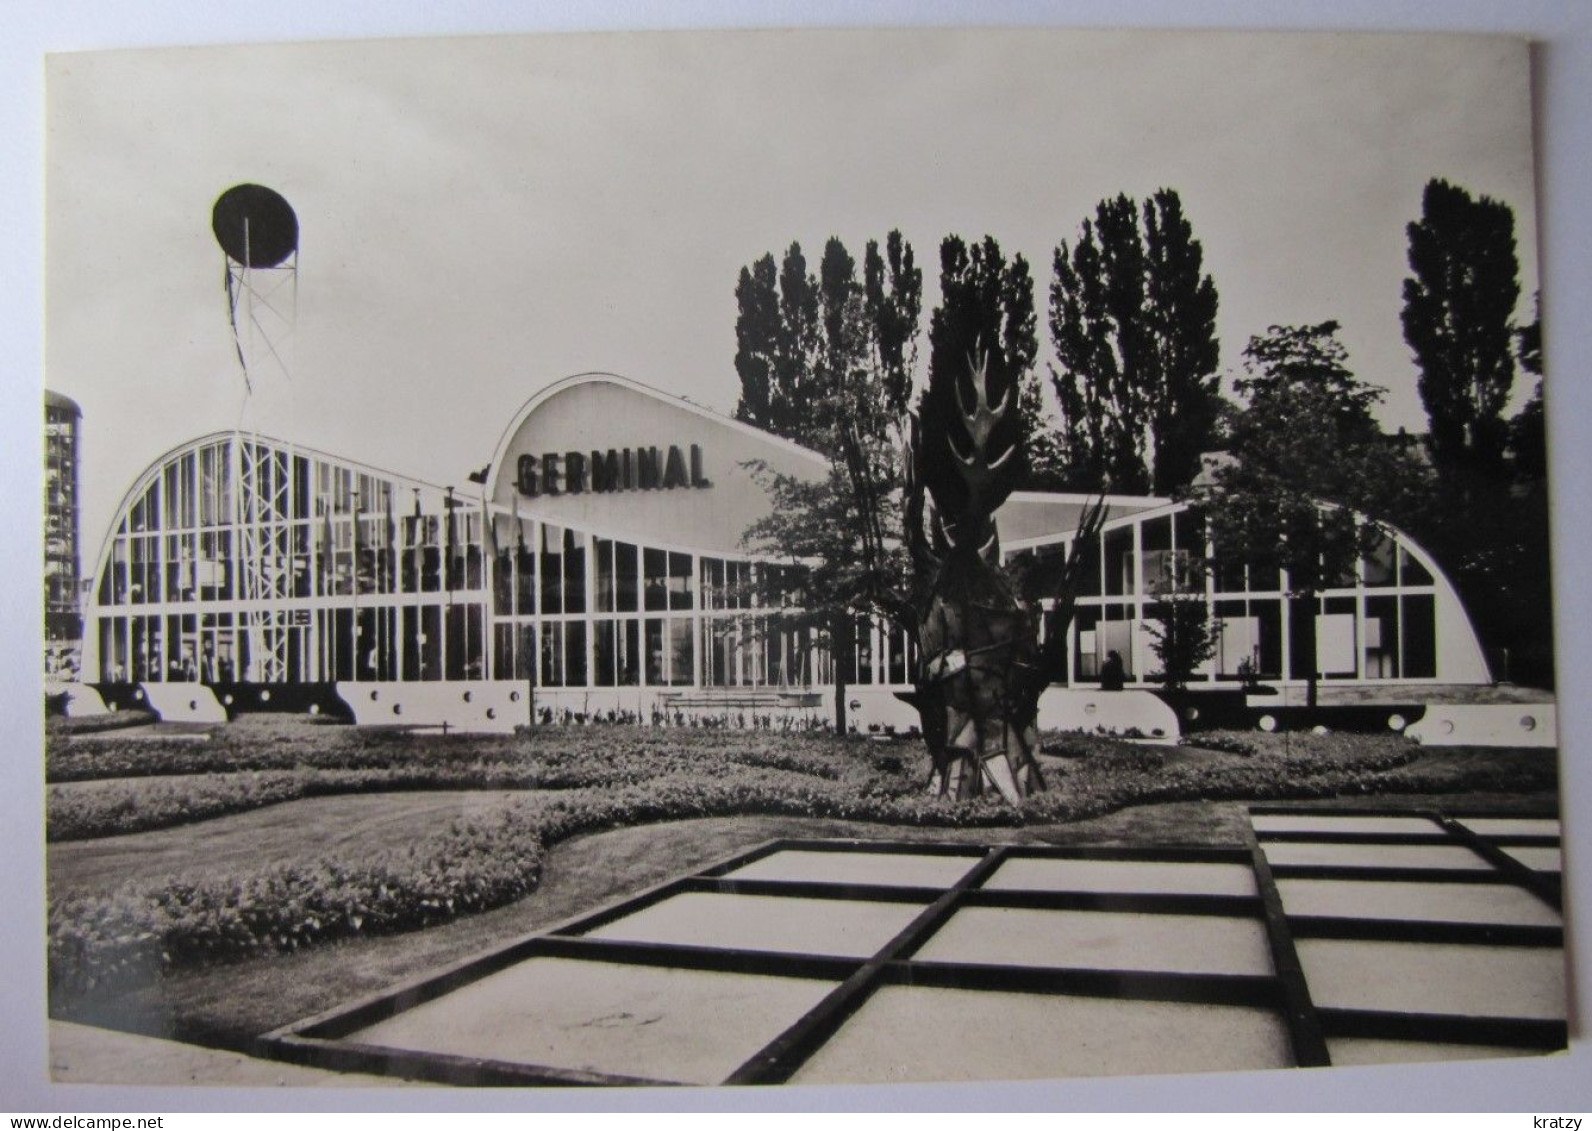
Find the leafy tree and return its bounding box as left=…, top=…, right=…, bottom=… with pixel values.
left=733, top=243, right=821, bottom=445
left=740, top=233, right=922, bottom=730
left=1050, top=188, right=1221, bottom=493
left=1402, top=179, right=1522, bottom=478
left=863, top=230, right=922, bottom=420
left=1198, top=323, right=1431, bottom=708
left=1144, top=588, right=1219, bottom=692
left=1509, top=296, right=1546, bottom=481
left=1402, top=183, right=1554, bottom=687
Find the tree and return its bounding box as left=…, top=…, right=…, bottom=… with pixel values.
left=1143, top=558, right=1218, bottom=692
left=741, top=232, right=922, bottom=731
left=1198, top=323, right=1431, bottom=708
left=1402, top=179, right=1522, bottom=479
left=862, top=230, right=922, bottom=420
left=1050, top=188, right=1221, bottom=493
left=1509, top=296, right=1546, bottom=481
left=1403, top=183, right=1554, bottom=688
left=733, top=243, right=821, bottom=446
left=1144, top=590, right=1219, bottom=693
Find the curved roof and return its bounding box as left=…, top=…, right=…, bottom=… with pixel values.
left=486, top=371, right=830, bottom=481
left=45, top=389, right=81, bottom=416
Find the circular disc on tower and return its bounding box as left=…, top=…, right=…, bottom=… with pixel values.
left=212, top=184, right=298, bottom=268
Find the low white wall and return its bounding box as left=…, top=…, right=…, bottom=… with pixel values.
left=45, top=681, right=109, bottom=718
left=1036, top=687, right=1181, bottom=743
left=850, top=686, right=1180, bottom=743
left=337, top=681, right=532, bottom=734
left=1405, top=703, right=1556, bottom=748
left=534, top=686, right=832, bottom=728
left=846, top=688, right=921, bottom=734
left=140, top=682, right=229, bottom=724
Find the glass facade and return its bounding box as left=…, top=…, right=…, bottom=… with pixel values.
left=1012, top=502, right=1462, bottom=687
left=89, top=434, right=876, bottom=694
left=87, top=433, right=1483, bottom=697
left=45, top=392, right=83, bottom=677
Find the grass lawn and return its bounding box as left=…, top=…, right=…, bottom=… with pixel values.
left=44, top=717, right=1559, bottom=1053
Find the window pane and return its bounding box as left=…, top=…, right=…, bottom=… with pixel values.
left=645, top=618, right=665, bottom=683
left=668, top=618, right=694, bottom=685
left=1104, top=528, right=1133, bottom=596
left=541, top=621, right=564, bottom=686
left=644, top=548, right=668, bottom=611
left=595, top=538, right=615, bottom=613
left=1401, top=594, right=1436, bottom=677
left=669, top=552, right=694, bottom=611
left=515, top=524, right=536, bottom=614
left=564, top=621, right=587, bottom=686
left=1364, top=594, right=1399, bottom=679
left=594, top=621, right=616, bottom=685
left=615, top=542, right=638, bottom=612
left=1363, top=530, right=1397, bottom=587
left=701, top=558, right=724, bottom=612
left=1399, top=546, right=1434, bottom=587
left=563, top=528, right=586, bottom=613
left=541, top=525, right=564, bottom=614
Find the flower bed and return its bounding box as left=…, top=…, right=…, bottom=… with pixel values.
left=50, top=810, right=545, bottom=996
left=46, top=724, right=1556, bottom=997
left=45, top=718, right=852, bottom=785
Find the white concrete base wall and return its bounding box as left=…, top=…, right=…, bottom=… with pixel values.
left=852, top=686, right=1182, bottom=743
left=338, top=681, right=532, bottom=734
left=846, top=688, right=922, bottom=733
left=45, top=681, right=109, bottom=717
left=140, top=682, right=228, bottom=724
left=1405, top=703, right=1557, bottom=747
left=532, top=686, right=831, bottom=728
left=1037, top=687, right=1181, bottom=743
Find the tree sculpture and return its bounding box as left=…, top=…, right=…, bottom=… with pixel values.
left=907, top=351, right=1049, bottom=802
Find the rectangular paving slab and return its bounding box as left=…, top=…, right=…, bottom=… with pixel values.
left=1251, top=814, right=1446, bottom=836
left=786, top=985, right=1294, bottom=1084
left=981, top=857, right=1257, bottom=896
left=345, top=956, right=838, bottom=1086
left=1500, top=845, right=1563, bottom=873
left=1296, top=938, right=1565, bottom=1019
left=1261, top=841, right=1491, bottom=870
left=581, top=891, right=924, bottom=957
left=913, top=906, right=1274, bottom=975
left=1457, top=818, right=1561, bottom=838
left=723, top=849, right=981, bottom=888
left=1275, top=878, right=1561, bottom=927
left=1326, top=1037, right=1543, bottom=1067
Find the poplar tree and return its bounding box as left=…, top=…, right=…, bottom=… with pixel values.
left=733, top=243, right=820, bottom=445
left=1050, top=188, right=1220, bottom=494
left=737, top=232, right=923, bottom=730
left=1402, top=178, right=1521, bottom=478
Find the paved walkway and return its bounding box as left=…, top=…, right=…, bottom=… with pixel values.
left=48, top=1021, right=425, bottom=1088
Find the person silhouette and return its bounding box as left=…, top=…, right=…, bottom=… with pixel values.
left=1100, top=650, right=1126, bottom=691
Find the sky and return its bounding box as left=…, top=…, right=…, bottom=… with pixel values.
left=46, top=27, right=1540, bottom=575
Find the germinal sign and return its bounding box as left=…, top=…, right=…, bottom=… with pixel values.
left=516, top=444, right=711, bottom=498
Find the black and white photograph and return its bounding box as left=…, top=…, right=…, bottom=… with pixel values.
left=11, top=7, right=1590, bottom=1110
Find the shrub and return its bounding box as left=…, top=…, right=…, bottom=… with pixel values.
left=49, top=810, right=545, bottom=997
